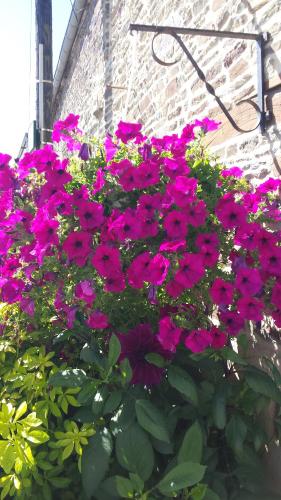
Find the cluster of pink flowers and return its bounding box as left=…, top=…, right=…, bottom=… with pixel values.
left=0, top=116, right=281, bottom=385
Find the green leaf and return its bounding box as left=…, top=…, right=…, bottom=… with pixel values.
left=80, top=344, right=98, bottom=363
left=168, top=366, right=198, bottom=406
left=226, top=415, right=247, bottom=454
left=220, top=347, right=247, bottom=365
left=14, top=402, right=27, bottom=421
left=244, top=367, right=281, bottom=405
left=212, top=384, right=226, bottom=429
left=0, top=442, right=16, bottom=474
left=145, top=353, right=165, bottom=367
left=119, top=358, right=132, bottom=385
left=178, top=421, right=203, bottom=464
left=204, top=488, right=220, bottom=500
left=135, top=399, right=170, bottom=443
left=108, top=335, right=121, bottom=368
left=115, top=476, right=135, bottom=498
left=20, top=413, right=42, bottom=428
left=62, top=442, right=74, bottom=461
left=77, top=381, right=99, bottom=405
left=128, top=473, right=144, bottom=493
left=115, top=423, right=154, bottom=481
left=49, top=369, right=88, bottom=388
left=81, top=428, right=113, bottom=499
left=157, top=462, right=206, bottom=495
left=48, top=477, right=71, bottom=488
left=25, top=430, right=49, bottom=444
left=103, top=391, right=122, bottom=415
left=190, top=483, right=208, bottom=500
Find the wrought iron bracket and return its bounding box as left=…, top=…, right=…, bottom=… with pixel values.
left=129, top=24, right=271, bottom=134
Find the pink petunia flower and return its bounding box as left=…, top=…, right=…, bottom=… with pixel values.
left=104, top=134, right=118, bottom=162
left=166, top=279, right=185, bottom=298
left=221, top=166, right=243, bottom=178
left=163, top=210, right=188, bottom=239
left=167, top=176, right=198, bottom=208
left=216, top=201, right=247, bottom=230
left=147, top=254, right=170, bottom=286
left=237, top=296, right=264, bottom=321
left=104, top=273, right=126, bottom=293
left=259, top=247, right=281, bottom=277
left=163, top=156, right=190, bottom=179
left=127, top=252, right=151, bottom=289
left=184, top=200, right=208, bottom=227
left=175, top=253, right=205, bottom=289
left=220, top=310, right=245, bottom=336
left=199, top=245, right=219, bottom=268
left=75, top=280, right=96, bottom=305
left=62, top=231, right=92, bottom=266
left=210, top=278, right=234, bottom=306
left=92, top=244, right=122, bottom=278
left=235, top=268, right=262, bottom=296
left=157, top=316, right=182, bottom=352
left=92, top=168, right=105, bottom=195
left=234, top=222, right=261, bottom=251
left=185, top=329, right=213, bottom=353
left=159, top=240, right=186, bottom=253
left=1, top=278, right=25, bottom=303
left=210, top=327, right=227, bottom=349
left=115, top=121, right=144, bottom=144
left=196, top=232, right=219, bottom=249
left=87, top=311, right=109, bottom=329
left=76, top=200, right=104, bottom=231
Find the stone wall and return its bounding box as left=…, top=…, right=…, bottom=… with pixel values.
left=53, top=0, right=281, bottom=179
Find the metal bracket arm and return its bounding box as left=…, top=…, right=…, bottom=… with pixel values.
left=130, top=24, right=270, bottom=134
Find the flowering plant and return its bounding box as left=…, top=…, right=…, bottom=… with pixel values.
left=1, top=115, right=281, bottom=498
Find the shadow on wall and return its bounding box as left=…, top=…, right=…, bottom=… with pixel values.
left=102, top=0, right=113, bottom=133
left=241, top=0, right=281, bottom=175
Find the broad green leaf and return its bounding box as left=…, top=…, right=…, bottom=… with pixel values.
left=49, top=369, right=88, bottom=388
left=80, top=344, right=98, bottom=363
left=244, top=367, right=281, bottom=405
left=115, top=423, right=154, bottom=481
left=20, top=412, right=42, bottom=428
left=145, top=353, right=165, bottom=367
left=25, top=430, right=49, bottom=444
left=178, top=421, right=203, bottom=464
left=128, top=473, right=144, bottom=493
left=135, top=399, right=170, bottom=443
left=62, top=442, right=74, bottom=461
left=157, top=462, right=206, bottom=495
left=108, top=335, right=121, bottom=368
left=0, top=442, right=16, bottom=474
left=190, top=483, right=207, bottom=500
left=48, top=477, right=71, bottom=488
left=212, top=384, right=226, bottom=430
left=226, top=415, right=247, bottom=454
left=103, top=391, right=122, bottom=415
left=77, top=381, right=99, bottom=405
left=168, top=366, right=198, bottom=406
left=220, top=347, right=247, bottom=365
left=115, top=476, right=135, bottom=498
left=81, top=428, right=113, bottom=499
left=14, top=402, right=27, bottom=421
left=204, top=488, right=220, bottom=500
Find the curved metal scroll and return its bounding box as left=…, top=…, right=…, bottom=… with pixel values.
left=151, top=31, right=262, bottom=133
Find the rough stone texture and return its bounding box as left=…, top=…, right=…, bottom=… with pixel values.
left=53, top=0, right=281, bottom=179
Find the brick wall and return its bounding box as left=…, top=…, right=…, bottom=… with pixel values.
left=53, top=0, right=281, bottom=179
